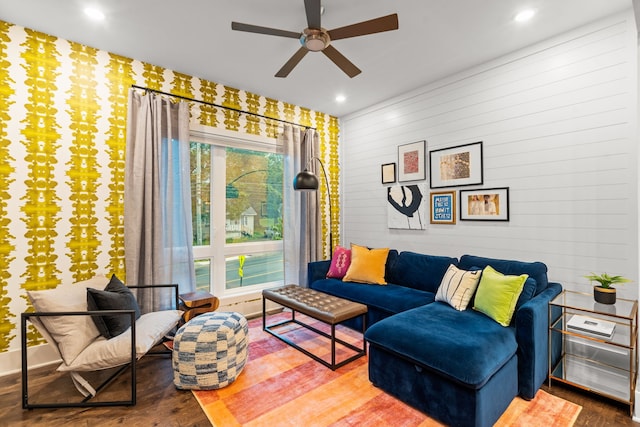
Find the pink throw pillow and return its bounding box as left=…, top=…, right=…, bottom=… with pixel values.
left=326, top=245, right=352, bottom=279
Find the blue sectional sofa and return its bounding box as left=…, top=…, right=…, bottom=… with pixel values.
left=307, top=250, right=562, bottom=427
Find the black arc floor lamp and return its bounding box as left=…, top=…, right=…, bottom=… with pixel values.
left=293, top=157, right=334, bottom=256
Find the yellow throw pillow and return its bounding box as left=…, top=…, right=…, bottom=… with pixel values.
left=342, top=244, right=390, bottom=285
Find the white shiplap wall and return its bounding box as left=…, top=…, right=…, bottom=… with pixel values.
left=340, top=10, right=638, bottom=300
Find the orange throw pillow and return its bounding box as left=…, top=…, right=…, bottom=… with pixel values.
left=342, top=244, right=390, bottom=285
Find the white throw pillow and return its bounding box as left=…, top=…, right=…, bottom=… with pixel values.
left=27, top=275, right=109, bottom=364
left=435, top=264, right=482, bottom=311
left=59, top=309, right=182, bottom=372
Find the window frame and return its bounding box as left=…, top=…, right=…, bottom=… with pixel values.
left=190, top=126, right=284, bottom=298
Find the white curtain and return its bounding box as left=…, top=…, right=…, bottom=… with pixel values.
left=282, top=125, right=322, bottom=286
left=124, top=88, right=196, bottom=312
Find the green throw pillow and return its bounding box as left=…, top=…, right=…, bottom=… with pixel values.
left=473, top=265, right=528, bottom=326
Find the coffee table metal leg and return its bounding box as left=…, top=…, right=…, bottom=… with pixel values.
left=262, top=296, right=266, bottom=330
left=331, top=324, right=336, bottom=368
left=262, top=298, right=366, bottom=370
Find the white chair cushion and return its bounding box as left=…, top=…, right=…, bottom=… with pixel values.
left=59, top=309, right=182, bottom=372
left=27, top=276, right=110, bottom=364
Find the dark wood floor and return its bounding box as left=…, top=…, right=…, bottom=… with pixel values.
left=539, top=383, right=639, bottom=427
left=1, top=347, right=211, bottom=427
left=1, top=347, right=639, bottom=427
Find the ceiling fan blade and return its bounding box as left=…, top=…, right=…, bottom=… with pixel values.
left=275, top=47, right=309, bottom=78
left=304, top=0, right=322, bottom=29
left=328, top=13, right=399, bottom=41
left=231, top=22, right=301, bottom=39
left=322, top=45, right=361, bottom=78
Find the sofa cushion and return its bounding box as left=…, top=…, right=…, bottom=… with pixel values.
left=387, top=251, right=458, bottom=293
left=310, top=278, right=434, bottom=315
left=59, top=310, right=182, bottom=372
left=458, top=255, right=548, bottom=294
left=365, top=302, right=517, bottom=388
left=473, top=266, right=527, bottom=327
left=435, top=264, right=482, bottom=311
left=343, top=244, right=390, bottom=285
left=326, top=245, right=351, bottom=279
left=384, top=249, right=399, bottom=282
left=516, top=277, right=537, bottom=311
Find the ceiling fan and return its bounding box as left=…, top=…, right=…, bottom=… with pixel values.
left=231, top=0, right=399, bottom=78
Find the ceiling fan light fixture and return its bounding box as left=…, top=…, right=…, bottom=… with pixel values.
left=231, top=3, right=398, bottom=77
left=301, top=29, right=330, bottom=51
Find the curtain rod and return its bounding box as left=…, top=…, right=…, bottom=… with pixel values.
left=131, top=85, right=315, bottom=130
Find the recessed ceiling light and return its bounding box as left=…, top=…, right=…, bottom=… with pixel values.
left=84, top=7, right=105, bottom=21
left=335, top=94, right=346, bottom=103
left=514, top=9, right=536, bottom=23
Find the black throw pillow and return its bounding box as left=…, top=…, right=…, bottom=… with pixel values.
left=87, top=274, right=141, bottom=339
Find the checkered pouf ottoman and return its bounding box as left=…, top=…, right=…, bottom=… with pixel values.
left=172, top=311, right=248, bottom=390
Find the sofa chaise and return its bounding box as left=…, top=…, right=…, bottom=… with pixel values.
left=307, top=248, right=562, bottom=427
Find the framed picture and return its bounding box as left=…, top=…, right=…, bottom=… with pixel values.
left=387, top=183, right=427, bottom=230
left=381, top=162, right=396, bottom=184
left=429, top=141, right=483, bottom=188
left=430, top=191, right=456, bottom=224
left=459, top=187, right=509, bottom=221
left=398, top=140, right=426, bottom=182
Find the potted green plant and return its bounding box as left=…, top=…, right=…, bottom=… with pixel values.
left=584, top=272, right=631, bottom=305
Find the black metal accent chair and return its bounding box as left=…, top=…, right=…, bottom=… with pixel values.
left=21, top=280, right=181, bottom=409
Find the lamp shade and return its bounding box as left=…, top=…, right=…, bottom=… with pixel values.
left=293, top=170, right=319, bottom=190
left=292, top=157, right=334, bottom=256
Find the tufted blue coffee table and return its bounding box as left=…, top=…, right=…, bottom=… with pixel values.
left=262, top=284, right=367, bottom=370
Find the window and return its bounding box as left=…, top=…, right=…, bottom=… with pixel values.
left=190, top=137, right=284, bottom=297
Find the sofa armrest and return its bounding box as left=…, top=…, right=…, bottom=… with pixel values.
left=514, top=282, right=562, bottom=399
left=307, top=260, right=331, bottom=286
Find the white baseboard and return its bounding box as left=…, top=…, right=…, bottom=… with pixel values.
left=218, top=290, right=281, bottom=319
left=0, top=343, right=61, bottom=377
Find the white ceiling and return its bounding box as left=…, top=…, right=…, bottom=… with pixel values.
left=0, top=0, right=633, bottom=117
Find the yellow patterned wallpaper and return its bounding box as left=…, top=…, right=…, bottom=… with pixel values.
left=0, top=20, right=340, bottom=355
left=0, top=21, right=16, bottom=350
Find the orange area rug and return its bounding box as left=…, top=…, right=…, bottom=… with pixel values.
left=193, top=314, right=581, bottom=427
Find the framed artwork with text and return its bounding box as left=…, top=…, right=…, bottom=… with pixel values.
left=430, top=191, right=456, bottom=224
